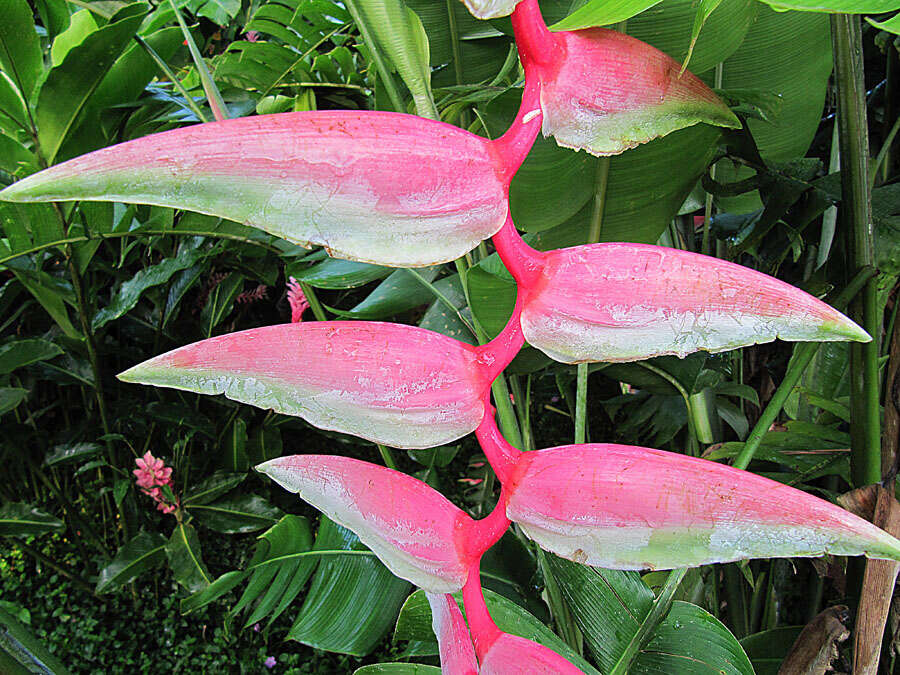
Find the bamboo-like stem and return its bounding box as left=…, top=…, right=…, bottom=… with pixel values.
left=832, top=14, right=882, bottom=487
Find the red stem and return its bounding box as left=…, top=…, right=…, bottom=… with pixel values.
left=491, top=215, right=544, bottom=287
left=492, top=74, right=544, bottom=177
left=475, top=409, right=522, bottom=483
left=462, top=560, right=502, bottom=660
left=476, top=278, right=526, bottom=383
left=510, top=0, right=555, bottom=68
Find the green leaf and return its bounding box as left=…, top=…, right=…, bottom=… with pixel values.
left=92, top=240, right=212, bottom=330
left=50, top=9, right=99, bottom=67
left=0, top=388, right=28, bottom=416
left=199, top=272, right=243, bottom=334
left=35, top=5, right=146, bottom=163
left=0, top=606, right=71, bottom=675
left=288, top=518, right=412, bottom=656
left=166, top=522, right=212, bottom=593
left=247, top=424, right=283, bottom=465
left=189, top=494, right=284, bottom=534
left=0, top=135, right=34, bottom=175
left=183, top=471, right=246, bottom=505
left=545, top=556, right=752, bottom=674
left=10, top=270, right=79, bottom=339
left=0, top=339, right=62, bottom=375
left=181, top=570, right=248, bottom=614
left=222, top=416, right=249, bottom=473
left=96, top=531, right=167, bottom=594
left=233, top=514, right=316, bottom=627
left=551, top=0, right=666, bottom=30
left=332, top=267, right=439, bottom=319
left=355, top=667, right=441, bottom=674
left=740, top=626, right=803, bottom=675
left=0, top=0, right=43, bottom=101
left=188, top=0, right=241, bottom=25
left=351, top=0, right=438, bottom=118
left=683, top=0, right=724, bottom=72
left=394, top=588, right=599, bottom=674
left=44, top=442, right=103, bottom=467
left=288, top=258, right=393, bottom=290
left=0, top=503, right=65, bottom=537
left=766, top=0, right=900, bottom=9
left=869, top=13, right=900, bottom=35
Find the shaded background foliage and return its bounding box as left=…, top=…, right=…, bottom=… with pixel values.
left=1, top=0, right=900, bottom=672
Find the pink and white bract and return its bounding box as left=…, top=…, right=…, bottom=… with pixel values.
left=492, top=220, right=870, bottom=364
left=511, top=0, right=740, bottom=156
left=501, top=442, right=900, bottom=569
left=258, top=456, right=479, bottom=592
left=0, top=102, right=541, bottom=268
left=118, top=321, right=497, bottom=449
left=426, top=593, right=479, bottom=674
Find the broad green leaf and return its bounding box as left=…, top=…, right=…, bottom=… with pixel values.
left=188, top=0, right=241, bottom=25
left=0, top=339, right=63, bottom=375
left=869, top=13, right=900, bottom=35
left=0, top=136, right=34, bottom=175
left=394, top=588, right=599, bottom=674
left=188, top=494, right=284, bottom=534
left=96, top=531, right=167, bottom=594
left=92, top=239, right=213, bottom=330
left=10, top=270, right=79, bottom=339
left=0, top=606, right=71, bottom=675
left=183, top=471, right=246, bottom=505
left=50, top=9, right=99, bottom=67
left=766, top=0, right=900, bottom=9
left=551, top=0, right=665, bottom=30
left=332, top=267, right=439, bottom=319
left=181, top=570, right=248, bottom=614
left=35, top=5, right=146, bottom=163
left=247, top=424, right=283, bottom=465
left=351, top=0, right=438, bottom=118
left=0, top=503, right=65, bottom=537
left=0, top=388, right=28, bottom=416
left=199, top=272, right=243, bottom=334
left=0, top=72, right=29, bottom=136
left=288, top=258, right=393, bottom=290
left=233, top=515, right=315, bottom=628
left=166, top=522, right=212, bottom=593
left=44, top=442, right=103, bottom=467
left=405, top=0, right=510, bottom=87
left=546, top=556, right=752, bottom=674
left=0, top=0, right=43, bottom=101
left=355, top=667, right=441, bottom=674
left=683, top=0, right=725, bottom=72
left=288, top=518, right=412, bottom=656
left=740, top=626, right=804, bottom=675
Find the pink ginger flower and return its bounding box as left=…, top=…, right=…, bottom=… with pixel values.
left=245, top=30, right=260, bottom=42
left=263, top=656, right=276, bottom=668
left=133, top=452, right=178, bottom=516
left=287, top=277, right=310, bottom=323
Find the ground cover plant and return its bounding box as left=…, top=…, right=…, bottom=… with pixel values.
left=3, top=0, right=900, bottom=672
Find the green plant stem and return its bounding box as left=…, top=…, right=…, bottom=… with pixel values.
left=132, top=35, right=209, bottom=123
left=343, top=0, right=406, bottom=113
left=831, top=14, right=881, bottom=486
left=609, top=568, right=688, bottom=674
left=574, top=363, right=588, bottom=444
left=297, top=281, right=327, bottom=321
left=723, top=564, right=749, bottom=638
left=377, top=444, right=397, bottom=470
left=168, top=0, right=228, bottom=121
left=14, top=539, right=96, bottom=595
left=733, top=265, right=876, bottom=470
left=0, top=229, right=280, bottom=266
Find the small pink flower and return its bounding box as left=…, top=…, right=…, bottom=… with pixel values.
left=245, top=30, right=260, bottom=42
left=134, top=452, right=178, bottom=516
left=253, top=623, right=261, bottom=632
left=287, top=277, right=310, bottom=323
left=264, top=656, right=276, bottom=668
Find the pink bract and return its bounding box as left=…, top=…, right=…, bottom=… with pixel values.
left=257, top=455, right=510, bottom=592
left=511, top=0, right=739, bottom=156
left=426, top=593, right=479, bottom=674
left=492, top=219, right=869, bottom=364
left=497, top=440, right=900, bottom=569
left=0, top=88, right=542, bottom=269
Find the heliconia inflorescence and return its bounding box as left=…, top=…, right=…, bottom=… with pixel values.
left=2, top=0, right=894, bottom=670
